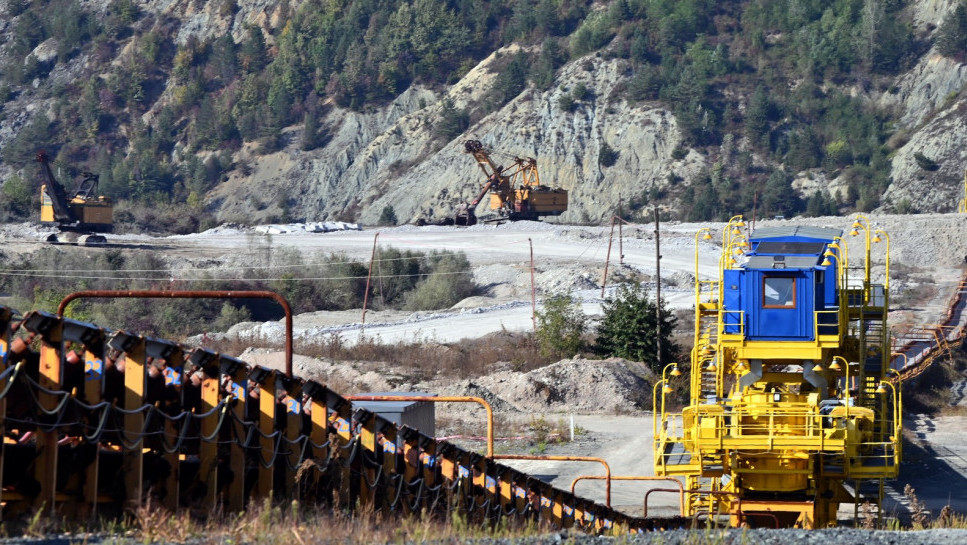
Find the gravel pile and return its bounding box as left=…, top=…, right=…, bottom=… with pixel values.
left=439, top=357, right=657, bottom=415
left=233, top=350, right=657, bottom=418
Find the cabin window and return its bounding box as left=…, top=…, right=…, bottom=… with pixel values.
left=763, top=276, right=796, bottom=308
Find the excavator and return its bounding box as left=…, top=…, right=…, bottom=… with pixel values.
left=37, top=150, right=113, bottom=244
left=453, top=140, right=567, bottom=225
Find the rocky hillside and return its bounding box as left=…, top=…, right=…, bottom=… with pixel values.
left=210, top=47, right=701, bottom=225
left=3, top=0, right=967, bottom=227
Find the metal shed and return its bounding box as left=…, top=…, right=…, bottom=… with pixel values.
left=352, top=392, right=436, bottom=437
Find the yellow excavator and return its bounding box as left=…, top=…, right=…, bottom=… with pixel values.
left=38, top=150, right=113, bottom=244
left=456, top=140, right=567, bottom=225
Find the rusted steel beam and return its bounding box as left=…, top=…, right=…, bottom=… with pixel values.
left=58, top=290, right=294, bottom=377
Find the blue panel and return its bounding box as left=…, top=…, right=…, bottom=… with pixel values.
left=723, top=269, right=742, bottom=334
left=747, top=270, right=814, bottom=340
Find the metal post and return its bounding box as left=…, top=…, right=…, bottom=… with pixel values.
left=121, top=336, right=147, bottom=512
left=225, top=361, right=249, bottom=512
left=36, top=320, right=63, bottom=513
left=362, top=232, right=379, bottom=326
left=619, top=216, right=624, bottom=266
left=530, top=238, right=537, bottom=332
left=601, top=216, right=616, bottom=298
left=198, top=360, right=220, bottom=509
left=655, top=207, right=663, bottom=366
left=257, top=370, right=278, bottom=498
left=0, top=308, right=12, bottom=518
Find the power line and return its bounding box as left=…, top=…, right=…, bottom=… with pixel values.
left=0, top=250, right=473, bottom=274
left=0, top=269, right=476, bottom=282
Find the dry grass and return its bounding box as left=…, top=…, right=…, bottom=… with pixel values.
left=206, top=329, right=559, bottom=381
left=45, top=496, right=550, bottom=544
left=900, top=484, right=967, bottom=529
left=904, top=484, right=929, bottom=529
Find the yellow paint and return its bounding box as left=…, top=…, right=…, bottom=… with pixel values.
left=122, top=337, right=146, bottom=512
left=656, top=217, right=902, bottom=528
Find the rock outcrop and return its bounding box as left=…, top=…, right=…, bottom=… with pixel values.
left=8, top=0, right=967, bottom=222
left=208, top=47, right=700, bottom=225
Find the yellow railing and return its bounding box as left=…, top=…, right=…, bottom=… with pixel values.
left=850, top=442, right=899, bottom=477
left=719, top=309, right=745, bottom=337
left=697, top=279, right=720, bottom=306
left=678, top=401, right=874, bottom=455
left=814, top=309, right=841, bottom=339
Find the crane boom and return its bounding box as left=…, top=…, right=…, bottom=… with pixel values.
left=37, top=150, right=113, bottom=243
left=37, top=151, right=76, bottom=224
left=459, top=139, right=567, bottom=224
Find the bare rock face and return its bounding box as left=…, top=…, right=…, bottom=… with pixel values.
left=884, top=98, right=967, bottom=213
left=879, top=53, right=967, bottom=129
left=207, top=47, right=698, bottom=226
left=12, top=0, right=967, bottom=221
left=190, top=0, right=967, bottom=221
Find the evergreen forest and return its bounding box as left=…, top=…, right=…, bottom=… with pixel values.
left=0, top=0, right=962, bottom=226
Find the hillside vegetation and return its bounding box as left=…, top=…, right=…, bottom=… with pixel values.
left=0, top=0, right=962, bottom=228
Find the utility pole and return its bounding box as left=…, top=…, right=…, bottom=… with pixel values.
left=654, top=207, right=662, bottom=366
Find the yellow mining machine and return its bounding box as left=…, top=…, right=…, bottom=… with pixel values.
left=654, top=216, right=901, bottom=528
left=457, top=139, right=567, bottom=225
left=37, top=150, right=113, bottom=244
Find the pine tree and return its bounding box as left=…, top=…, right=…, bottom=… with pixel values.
left=595, top=282, right=678, bottom=373
left=378, top=205, right=398, bottom=226
left=937, top=2, right=967, bottom=58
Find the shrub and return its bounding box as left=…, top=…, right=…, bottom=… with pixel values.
left=557, top=94, right=576, bottom=112
left=434, top=98, right=469, bottom=142
left=214, top=302, right=252, bottom=332
left=937, top=2, right=967, bottom=58
left=894, top=198, right=914, bottom=214
left=595, top=282, right=678, bottom=372
left=599, top=142, right=618, bottom=167
left=378, top=205, right=398, bottom=226
left=0, top=174, right=33, bottom=219
left=403, top=251, right=475, bottom=310
left=535, top=293, right=586, bottom=358
left=914, top=152, right=939, bottom=171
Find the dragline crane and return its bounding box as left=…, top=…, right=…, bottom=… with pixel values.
left=455, top=140, right=567, bottom=225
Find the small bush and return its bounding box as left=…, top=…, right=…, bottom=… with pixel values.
left=599, top=142, right=618, bottom=167
left=377, top=205, right=398, bottom=226
left=894, top=197, right=915, bottom=214
left=535, top=293, right=586, bottom=358
left=0, top=174, right=33, bottom=219
left=914, top=152, right=939, bottom=171
left=403, top=251, right=475, bottom=310
left=595, top=282, right=678, bottom=373
left=213, top=303, right=252, bottom=332
left=557, top=94, right=576, bottom=112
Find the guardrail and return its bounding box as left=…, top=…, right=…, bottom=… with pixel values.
left=894, top=270, right=967, bottom=382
